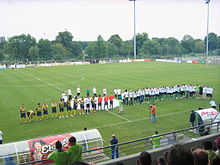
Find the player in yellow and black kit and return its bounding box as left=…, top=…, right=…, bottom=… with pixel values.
left=66, top=99, right=72, bottom=117
left=80, top=97, right=85, bottom=115
left=36, top=103, right=42, bottom=120
left=19, top=104, right=27, bottom=123
left=27, top=110, right=35, bottom=122
left=42, top=103, right=49, bottom=119
left=51, top=101, right=57, bottom=118
left=59, top=99, right=65, bottom=118
left=73, top=96, right=78, bottom=116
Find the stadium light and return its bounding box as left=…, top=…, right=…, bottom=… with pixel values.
left=130, top=0, right=137, bottom=59
left=205, top=0, right=210, bottom=65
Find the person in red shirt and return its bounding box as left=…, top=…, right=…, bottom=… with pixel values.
left=109, top=93, right=114, bottom=109
left=104, top=95, right=109, bottom=110
left=98, top=95, right=102, bottom=110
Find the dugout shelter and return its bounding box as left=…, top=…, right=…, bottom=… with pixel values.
left=0, top=129, right=103, bottom=165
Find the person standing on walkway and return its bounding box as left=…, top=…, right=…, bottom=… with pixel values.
left=110, top=134, right=119, bottom=159
left=150, top=131, right=162, bottom=149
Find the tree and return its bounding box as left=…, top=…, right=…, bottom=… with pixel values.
left=181, top=35, right=195, bottom=54
left=108, top=34, right=122, bottom=56
left=96, top=35, right=107, bottom=59
left=68, top=41, right=82, bottom=59
left=204, top=32, right=218, bottom=51
left=120, top=40, right=133, bottom=57
left=6, top=34, right=36, bottom=61
left=55, top=31, right=73, bottom=50
left=194, top=39, right=205, bottom=53
left=52, top=43, right=69, bottom=60
left=141, top=40, right=160, bottom=55
left=28, top=46, right=39, bottom=61
left=106, top=42, right=118, bottom=58
left=85, top=42, right=97, bottom=60
left=38, top=39, right=53, bottom=60
left=136, top=33, right=149, bottom=55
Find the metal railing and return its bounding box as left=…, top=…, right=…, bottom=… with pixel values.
left=9, top=121, right=220, bottom=165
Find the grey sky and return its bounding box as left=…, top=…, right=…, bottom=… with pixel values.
left=0, top=0, right=220, bottom=41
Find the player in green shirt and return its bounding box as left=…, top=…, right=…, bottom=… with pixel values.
left=47, top=140, right=68, bottom=165
left=66, top=136, right=82, bottom=164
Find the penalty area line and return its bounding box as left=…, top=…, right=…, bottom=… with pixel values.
left=17, top=70, right=64, bottom=92
left=107, top=110, right=131, bottom=122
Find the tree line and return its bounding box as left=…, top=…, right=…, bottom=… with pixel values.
left=0, top=31, right=219, bottom=63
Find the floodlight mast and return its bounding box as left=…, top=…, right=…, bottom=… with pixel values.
left=205, top=0, right=210, bottom=65
left=130, top=0, right=137, bottom=59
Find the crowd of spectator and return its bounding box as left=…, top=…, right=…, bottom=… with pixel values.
left=135, top=136, right=220, bottom=165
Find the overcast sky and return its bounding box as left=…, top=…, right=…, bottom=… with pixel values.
left=0, top=0, right=220, bottom=41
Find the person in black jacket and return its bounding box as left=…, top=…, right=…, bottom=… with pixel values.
left=190, top=110, right=196, bottom=127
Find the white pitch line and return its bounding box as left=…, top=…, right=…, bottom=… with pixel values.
left=96, top=110, right=188, bottom=129
left=0, top=76, right=85, bottom=88
left=17, top=70, right=64, bottom=92
left=107, top=110, right=131, bottom=122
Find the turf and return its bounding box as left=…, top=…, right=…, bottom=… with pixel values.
left=0, top=62, right=219, bottom=146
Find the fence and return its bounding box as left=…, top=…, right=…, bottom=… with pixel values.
left=13, top=121, right=220, bottom=165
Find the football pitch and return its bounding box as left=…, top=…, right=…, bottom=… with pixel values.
left=0, top=62, right=219, bottom=146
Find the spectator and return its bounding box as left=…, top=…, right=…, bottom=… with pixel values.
left=137, top=151, right=152, bottom=165
left=157, top=156, right=166, bottom=165
left=0, top=130, right=3, bottom=144
left=166, top=144, right=194, bottom=165
left=202, top=141, right=217, bottom=161
left=210, top=156, right=220, bottom=165
left=189, top=110, right=196, bottom=127
left=110, top=134, right=119, bottom=159
left=47, top=140, right=68, bottom=165
left=150, top=131, right=162, bottom=149
left=192, top=148, right=208, bottom=165
left=214, top=136, right=220, bottom=158
left=67, top=136, right=82, bottom=164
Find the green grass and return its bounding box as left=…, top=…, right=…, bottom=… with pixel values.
left=0, top=62, right=219, bottom=146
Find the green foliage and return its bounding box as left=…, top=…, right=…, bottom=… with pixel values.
left=52, top=43, right=70, bottom=60
left=28, top=46, right=39, bottom=61
left=0, top=32, right=220, bottom=62
left=6, top=34, right=36, bottom=61
left=141, top=40, right=160, bottom=55
left=38, top=39, right=53, bottom=60
left=204, top=32, right=219, bottom=51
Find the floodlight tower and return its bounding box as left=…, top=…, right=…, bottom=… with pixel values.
left=205, top=0, right=210, bottom=65
left=130, top=0, right=137, bottom=59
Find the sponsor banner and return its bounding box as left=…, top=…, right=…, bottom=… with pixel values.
left=0, top=65, right=6, bottom=69
left=133, top=59, right=144, bottom=62
left=156, top=59, right=179, bottom=63
left=144, top=59, right=153, bottom=61
left=8, top=65, right=16, bottom=69
left=119, top=59, right=132, bottom=63
left=37, top=63, right=52, bottom=67
left=28, top=133, right=72, bottom=163
left=16, top=64, right=26, bottom=68
left=196, top=108, right=218, bottom=121
left=186, top=60, right=193, bottom=63
left=192, top=60, right=198, bottom=64
left=83, top=61, right=90, bottom=65
left=99, top=60, right=107, bottom=64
